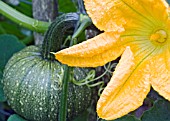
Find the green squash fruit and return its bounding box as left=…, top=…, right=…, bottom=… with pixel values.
left=2, top=13, right=92, bottom=121
left=2, top=46, right=92, bottom=121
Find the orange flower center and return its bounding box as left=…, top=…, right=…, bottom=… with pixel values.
left=150, top=30, right=167, bottom=43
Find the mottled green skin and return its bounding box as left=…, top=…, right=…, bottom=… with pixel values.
left=2, top=46, right=92, bottom=121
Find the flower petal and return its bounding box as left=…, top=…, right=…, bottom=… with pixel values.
left=54, top=32, right=124, bottom=67
left=84, top=0, right=169, bottom=32
left=97, top=47, right=151, bottom=120
left=150, top=52, right=170, bottom=101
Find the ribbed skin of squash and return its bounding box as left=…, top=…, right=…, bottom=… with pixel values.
left=2, top=46, right=92, bottom=121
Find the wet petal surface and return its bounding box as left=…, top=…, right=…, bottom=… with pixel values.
left=97, top=47, right=151, bottom=120
left=55, top=32, right=124, bottom=67
left=84, top=0, right=169, bottom=32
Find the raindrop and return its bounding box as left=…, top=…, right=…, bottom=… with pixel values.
left=32, top=20, right=39, bottom=28
left=91, top=8, right=96, bottom=12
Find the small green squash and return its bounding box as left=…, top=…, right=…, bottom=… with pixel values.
left=2, top=13, right=92, bottom=121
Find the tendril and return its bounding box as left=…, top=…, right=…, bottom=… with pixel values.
left=104, top=62, right=117, bottom=74
left=72, top=62, right=117, bottom=96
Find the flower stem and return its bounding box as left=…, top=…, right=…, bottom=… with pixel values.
left=0, top=1, right=50, bottom=33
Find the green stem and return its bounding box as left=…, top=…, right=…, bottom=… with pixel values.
left=0, top=1, right=50, bottom=33
left=21, top=35, right=34, bottom=45
left=72, top=14, right=91, bottom=39
left=59, top=37, right=75, bottom=121
left=59, top=65, right=70, bottom=121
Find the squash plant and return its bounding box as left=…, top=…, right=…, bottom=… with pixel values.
left=3, top=1, right=170, bottom=121
left=2, top=11, right=93, bottom=121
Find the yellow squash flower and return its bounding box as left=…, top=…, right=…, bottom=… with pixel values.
left=54, top=0, right=170, bottom=120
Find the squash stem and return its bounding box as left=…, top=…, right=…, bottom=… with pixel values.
left=59, top=65, right=70, bottom=121
left=0, top=1, right=50, bottom=33
left=41, top=13, right=79, bottom=60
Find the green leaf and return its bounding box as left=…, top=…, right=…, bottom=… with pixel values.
left=167, top=0, right=170, bottom=4
left=0, top=21, right=27, bottom=39
left=13, top=2, right=32, bottom=17
left=7, top=0, right=32, bottom=17
left=58, top=0, right=76, bottom=12
left=101, top=115, right=140, bottom=121
left=141, top=100, right=170, bottom=121
left=0, top=70, right=2, bottom=80
left=8, top=114, right=27, bottom=121
left=0, top=24, right=6, bottom=34
left=0, top=34, right=25, bottom=102
left=114, top=115, right=140, bottom=121
left=0, top=34, right=26, bottom=71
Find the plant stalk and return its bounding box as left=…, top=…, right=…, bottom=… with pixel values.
left=72, top=14, right=91, bottom=39
left=0, top=1, right=50, bottom=33
left=59, top=65, right=70, bottom=121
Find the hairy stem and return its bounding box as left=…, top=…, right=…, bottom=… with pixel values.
left=0, top=1, right=50, bottom=33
